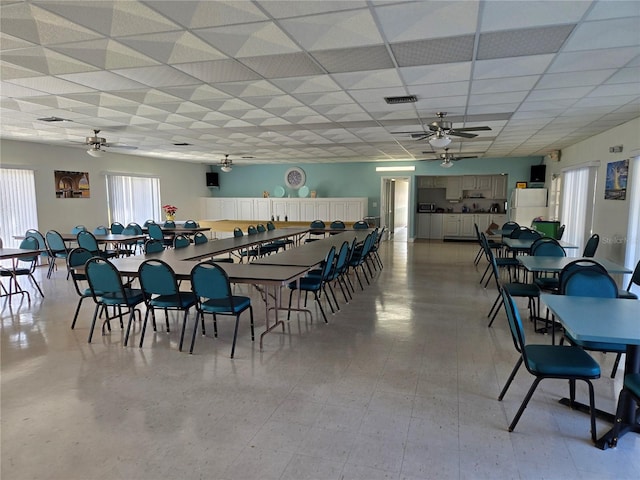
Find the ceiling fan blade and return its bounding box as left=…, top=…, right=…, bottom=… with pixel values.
left=391, top=130, right=428, bottom=134
left=449, top=131, right=477, bottom=138
left=456, top=155, right=478, bottom=160
left=453, top=126, right=492, bottom=132
left=104, top=143, right=138, bottom=150
left=413, top=134, right=431, bottom=141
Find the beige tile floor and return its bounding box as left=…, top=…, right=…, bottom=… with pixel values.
left=1, top=239, right=639, bottom=480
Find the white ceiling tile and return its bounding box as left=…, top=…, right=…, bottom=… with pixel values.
left=528, top=86, right=594, bottom=102
left=120, top=31, right=227, bottom=64
left=280, top=9, right=383, bottom=50
left=536, top=69, right=616, bottom=89
left=375, top=1, right=478, bottom=42
left=6, top=76, right=95, bottom=94
left=473, top=55, right=554, bottom=79
left=332, top=69, right=403, bottom=90
left=605, top=66, right=640, bottom=84
left=50, top=39, right=160, bottom=70
left=172, top=60, right=260, bottom=83
left=586, top=83, right=640, bottom=98
left=260, top=1, right=367, bottom=19
left=480, top=1, right=589, bottom=32
left=548, top=47, right=640, bottom=73
left=114, top=65, right=200, bottom=87
left=57, top=71, right=147, bottom=91
left=564, top=17, right=640, bottom=51
left=401, top=62, right=472, bottom=85
left=470, top=76, right=540, bottom=94
left=271, top=75, right=342, bottom=94
left=142, top=0, right=268, bottom=28
left=468, top=91, right=529, bottom=106
left=572, top=94, right=639, bottom=108
left=409, top=81, right=469, bottom=99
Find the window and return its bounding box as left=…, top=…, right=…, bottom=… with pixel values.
left=105, top=174, right=161, bottom=225
left=625, top=156, right=640, bottom=284
left=560, top=165, right=597, bottom=256
left=0, top=168, right=38, bottom=248
left=548, top=174, right=561, bottom=221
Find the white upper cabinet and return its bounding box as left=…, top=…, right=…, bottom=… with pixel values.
left=446, top=177, right=462, bottom=200
left=491, top=175, right=507, bottom=199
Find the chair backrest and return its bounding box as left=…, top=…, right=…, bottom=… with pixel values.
left=193, top=232, right=208, bottom=245
left=45, top=230, right=67, bottom=253
left=582, top=234, right=599, bottom=257
left=320, top=246, right=337, bottom=280
left=333, top=241, right=350, bottom=274
left=184, top=220, right=199, bottom=228
left=559, top=259, right=617, bottom=298
left=501, top=221, right=519, bottom=233
left=126, top=222, right=143, bottom=235
left=509, top=226, right=540, bottom=240
left=173, top=234, right=190, bottom=248
left=373, top=226, right=386, bottom=248
left=143, top=219, right=156, bottom=227
left=163, top=220, right=176, bottom=228
left=247, top=225, right=257, bottom=235
left=93, top=225, right=109, bottom=235
left=626, top=260, right=640, bottom=293
left=110, top=222, right=124, bottom=234
left=556, top=224, right=566, bottom=240
left=502, top=290, right=526, bottom=357
left=17, top=236, right=40, bottom=264
left=233, top=227, right=243, bottom=237
left=26, top=229, right=47, bottom=255
left=71, top=225, right=87, bottom=234
left=353, top=220, right=369, bottom=230
left=67, top=247, right=94, bottom=290
left=191, top=261, right=234, bottom=304
left=330, top=220, right=346, bottom=230
left=257, top=224, right=266, bottom=233
left=310, top=220, right=326, bottom=229
left=144, top=239, right=164, bottom=254
left=147, top=223, right=164, bottom=241
left=266, top=221, right=275, bottom=231
left=77, top=231, right=100, bottom=253
left=138, top=259, right=180, bottom=297
left=85, top=257, right=127, bottom=299
left=531, top=238, right=565, bottom=257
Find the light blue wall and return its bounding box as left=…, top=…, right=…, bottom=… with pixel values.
left=206, top=156, right=544, bottom=217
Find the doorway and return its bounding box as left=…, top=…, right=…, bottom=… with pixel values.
left=380, top=176, right=411, bottom=241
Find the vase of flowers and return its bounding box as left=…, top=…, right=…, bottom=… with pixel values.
left=163, top=204, right=177, bottom=221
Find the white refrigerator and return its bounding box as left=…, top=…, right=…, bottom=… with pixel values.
left=509, top=188, right=547, bottom=226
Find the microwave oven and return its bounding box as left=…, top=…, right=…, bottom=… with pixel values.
left=418, top=203, right=436, bottom=212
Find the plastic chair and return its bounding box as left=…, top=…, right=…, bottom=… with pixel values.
left=582, top=234, right=599, bottom=257
left=85, top=257, right=144, bottom=343
left=556, top=224, right=566, bottom=240
left=173, top=234, right=190, bottom=249
left=0, top=236, right=44, bottom=301
left=559, top=259, right=625, bottom=377
left=368, top=225, right=386, bottom=270
left=144, top=239, right=164, bottom=254
left=93, top=225, right=109, bottom=235
left=77, top=231, right=117, bottom=259
left=137, top=259, right=197, bottom=351
left=610, top=373, right=640, bottom=448
left=25, top=228, right=50, bottom=268
left=163, top=220, right=176, bottom=228
left=618, top=260, right=640, bottom=300
left=352, top=220, right=369, bottom=230
left=110, top=222, right=124, bottom=234
left=306, top=220, right=326, bottom=243
left=189, top=261, right=254, bottom=357
left=183, top=220, right=199, bottom=228
left=287, top=246, right=336, bottom=323
left=193, top=232, right=208, bottom=245
left=71, top=225, right=87, bottom=234
left=143, top=219, right=156, bottom=227
left=233, top=227, right=243, bottom=238
left=348, top=232, right=375, bottom=290
left=498, top=290, right=600, bottom=442
left=267, top=221, right=293, bottom=250
left=45, top=230, right=70, bottom=279
left=66, top=247, right=97, bottom=329
left=474, top=223, right=501, bottom=266
left=479, top=232, right=519, bottom=287
left=329, top=220, right=346, bottom=235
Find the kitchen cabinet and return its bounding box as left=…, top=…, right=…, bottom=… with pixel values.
left=443, top=214, right=460, bottom=236
left=236, top=198, right=254, bottom=220
left=461, top=175, right=492, bottom=191
left=253, top=198, right=271, bottom=220
left=430, top=214, right=443, bottom=239
left=491, top=214, right=507, bottom=228
left=417, top=214, right=444, bottom=240
left=492, top=175, right=507, bottom=199
left=417, top=214, right=430, bottom=238
left=419, top=176, right=448, bottom=188
left=446, top=177, right=462, bottom=200
left=460, top=214, right=491, bottom=237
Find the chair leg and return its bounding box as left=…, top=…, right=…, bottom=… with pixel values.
left=124, top=308, right=136, bottom=346
left=71, top=296, right=87, bottom=329
left=87, top=304, right=102, bottom=343
left=230, top=314, right=241, bottom=358
left=609, top=388, right=630, bottom=447
left=611, top=353, right=623, bottom=378
left=248, top=306, right=254, bottom=341
left=139, top=309, right=151, bottom=348
left=28, top=273, right=45, bottom=297
left=498, top=357, right=524, bottom=400
left=313, top=291, right=328, bottom=323
left=487, top=293, right=502, bottom=325
left=508, top=377, right=542, bottom=433
left=585, top=380, right=598, bottom=443
left=287, top=289, right=295, bottom=321
left=178, top=309, right=190, bottom=352
left=326, top=282, right=340, bottom=311
left=189, top=312, right=200, bottom=354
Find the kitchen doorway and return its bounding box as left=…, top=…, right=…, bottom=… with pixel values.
left=380, top=176, right=410, bottom=241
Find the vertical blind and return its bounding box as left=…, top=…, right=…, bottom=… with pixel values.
left=105, top=174, right=161, bottom=226
left=560, top=166, right=594, bottom=256
left=625, top=156, right=640, bottom=286
left=0, top=168, right=38, bottom=248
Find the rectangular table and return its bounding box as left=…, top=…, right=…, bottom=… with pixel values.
left=502, top=237, right=578, bottom=254
left=0, top=247, right=43, bottom=302
left=541, top=294, right=640, bottom=449
left=517, top=256, right=632, bottom=275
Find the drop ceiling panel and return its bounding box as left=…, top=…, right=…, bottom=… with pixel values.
left=392, top=36, right=475, bottom=67
left=477, top=25, right=575, bottom=60
left=564, top=17, right=640, bottom=51
left=172, top=60, right=260, bottom=83
left=480, top=1, right=590, bottom=31
left=311, top=45, right=393, bottom=73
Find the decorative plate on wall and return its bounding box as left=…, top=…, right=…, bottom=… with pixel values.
left=274, top=185, right=285, bottom=197
left=298, top=185, right=310, bottom=198
left=285, top=167, right=305, bottom=189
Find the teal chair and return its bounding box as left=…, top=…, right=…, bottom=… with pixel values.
left=0, top=236, right=44, bottom=301
left=173, top=234, right=190, bottom=249
left=143, top=219, right=156, bottom=228
left=352, top=220, right=369, bottom=230
left=67, top=247, right=97, bottom=330
left=144, top=239, right=164, bottom=254
left=93, top=225, right=109, bottom=235
left=267, top=221, right=293, bottom=250
left=306, top=220, right=326, bottom=243
left=163, top=220, right=176, bottom=228
left=77, top=231, right=117, bottom=259
left=233, top=227, right=243, bottom=238
left=610, top=374, right=640, bottom=448
left=582, top=234, right=600, bottom=257
left=193, top=232, right=208, bottom=245
left=25, top=228, right=50, bottom=269
left=137, top=259, right=197, bottom=351
left=287, top=246, right=336, bottom=323
left=498, top=290, right=600, bottom=442
left=348, top=232, right=375, bottom=290
left=110, top=222, right=124, bottom=234
left=329, top=220, right=345, bottom=235
left=85, top=257, right=144, bottom=343
left=184, top=220, right=199, bottom=228
left=309, top=240, right=350, bottom=307
left=45, top=230, right=70, bottom=279
left=71, top=225, right=87, bottom=234
left=618, top=260, right=639, bottom=300
left=189, top=261, right=254, bottom=357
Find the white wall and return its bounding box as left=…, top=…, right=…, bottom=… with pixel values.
left=544, top=117, right=640, bottom=263
left=0, top=139, right=210, bottom=234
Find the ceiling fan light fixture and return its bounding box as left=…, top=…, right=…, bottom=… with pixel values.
left=429, top=133, right=451, bottom=148
left=87, top=146, right=103, bottom=157
left=221, top=165, right=232, bottom=172
left=440, top=160, right=454, bottom=168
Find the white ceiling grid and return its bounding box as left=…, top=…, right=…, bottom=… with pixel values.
left=0, top=0, right=638, bottom=165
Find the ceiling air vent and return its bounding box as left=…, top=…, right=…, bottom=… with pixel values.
left=38, top=116, right=72, bottom=122
left=384, top=95, right=417, bottom=104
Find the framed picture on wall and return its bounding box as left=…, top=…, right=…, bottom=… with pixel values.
left=516, top=182, right=528, bottom=189
left=604, top=159, right=628, bottom=200
left=55, top=170, right=90, bottom=198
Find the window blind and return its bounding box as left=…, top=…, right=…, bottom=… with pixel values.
left=560, top=166, right=596, bottom=257
left=105, top=174, right=161, bottom=226
left=0, top=168, right=38, bottom=248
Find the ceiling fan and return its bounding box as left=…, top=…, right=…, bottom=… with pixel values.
left=422, top=148, right=480, bottom=168
left=394, top=112, right=492, bottom=147
left=219, top=154, right=233, bottom=172
left=85, top=129, right=138, bottom=157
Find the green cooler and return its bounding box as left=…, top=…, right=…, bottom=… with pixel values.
left=532, top=220, right=560, bottom=239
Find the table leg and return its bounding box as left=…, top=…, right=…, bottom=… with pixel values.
left=259, top=284, right=285, bottom=349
